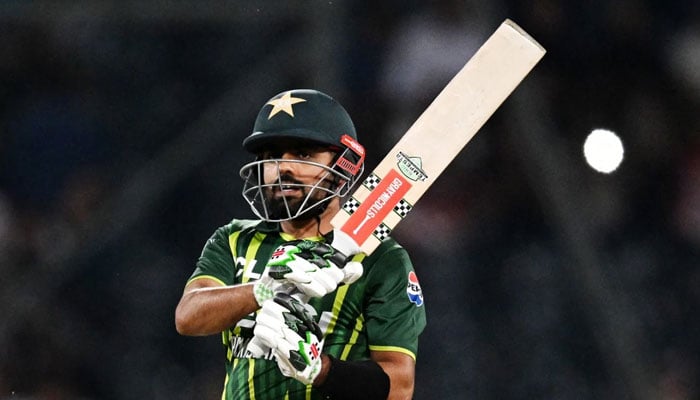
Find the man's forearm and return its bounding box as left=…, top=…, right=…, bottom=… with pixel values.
left=175, top=283, right=259, bottom=335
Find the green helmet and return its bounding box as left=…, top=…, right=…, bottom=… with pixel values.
left=243, top=89, right=359, bottom=153
left=239, top=89, right=366, bottom=222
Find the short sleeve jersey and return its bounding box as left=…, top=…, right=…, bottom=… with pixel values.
left=187, top=219, right=427, bottom=400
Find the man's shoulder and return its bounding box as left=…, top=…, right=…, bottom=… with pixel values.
left=364, top=236, right=409, bottom=264
left=223, top=218, right=262, bottom=231
left=373, top=236, right=404, bottom=253
left=217, top=218, right=277, bottom=235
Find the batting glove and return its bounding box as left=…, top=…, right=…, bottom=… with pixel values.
left=267, top=240, right=357, bottom=298
left=254, top=293, right=325, bottom=385
left=253, top=270, right=296, bottom=307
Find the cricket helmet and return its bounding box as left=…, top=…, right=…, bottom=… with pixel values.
left=239, top=89, right=365, bottom=222
left=243, top=89, right=358, bottom=152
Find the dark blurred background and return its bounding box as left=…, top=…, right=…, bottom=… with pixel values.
left=1, top=1, right=699, bottom=399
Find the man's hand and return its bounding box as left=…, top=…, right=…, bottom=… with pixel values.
left=267, top=240, right=361, bottom=298
left=254, top=293, right=324, bottom=385
left=249, top=239, right=362, bottom=356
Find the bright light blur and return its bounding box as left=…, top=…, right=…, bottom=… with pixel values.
left=583, top=129, right=625, bottom=173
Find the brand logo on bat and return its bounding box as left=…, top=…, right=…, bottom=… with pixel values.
left=396, top=152, right=428, bottom=181
left=352, top=176, right=404, bottom=235
left=406, top=271, right=424, bottom=307
left=342, top=169, right=412, bottom=245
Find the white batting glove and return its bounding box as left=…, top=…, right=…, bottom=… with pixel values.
left=267, top=240, right=355, bottom=298
left=254, top=293, right=324, bottom=385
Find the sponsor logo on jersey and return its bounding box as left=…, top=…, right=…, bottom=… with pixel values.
left=406, top=271, right=424, bottom=307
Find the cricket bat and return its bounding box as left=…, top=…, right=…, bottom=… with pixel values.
left=247, top=19, right=544, bottom=357
left=331, top=19, right=546, bottom=255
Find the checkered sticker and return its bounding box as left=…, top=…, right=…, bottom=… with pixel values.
left=362, top=173, right=381, bottom=190
left=373, top=223, right=392, bottom=241
left=393, top=199, right=413, bottom=218
left=342, top=198, right=361, bottom=215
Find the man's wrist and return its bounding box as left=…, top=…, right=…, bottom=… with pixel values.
left=252, top=278, right=273, bottom=306
left=312, top=354, right=333, bottom=386
left=315, top=354, right=390, bottom=400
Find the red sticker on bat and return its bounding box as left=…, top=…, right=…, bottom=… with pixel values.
left=341, top=169, right=411, bottom=245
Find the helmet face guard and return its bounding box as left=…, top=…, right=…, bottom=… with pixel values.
left=239, top=146, right=364, bottom=222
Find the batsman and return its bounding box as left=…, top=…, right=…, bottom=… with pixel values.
left=175, top=89, right=426, bottom=400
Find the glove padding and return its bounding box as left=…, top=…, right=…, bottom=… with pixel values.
left=254, top=293, right=324, bottom=385
left=253, top=271, right=296, bottom=307
left=267, top=240, right=362, bottom=298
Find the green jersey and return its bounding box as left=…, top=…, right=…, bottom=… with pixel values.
left=187, top=219, right=427, bottom=400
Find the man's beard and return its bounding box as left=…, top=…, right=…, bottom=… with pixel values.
left=263, top=177, right=332, bottom=221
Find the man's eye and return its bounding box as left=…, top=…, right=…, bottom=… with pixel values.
left=257, top=148, right=317, bottom=160
left=259, top=151, right=280, bottom=159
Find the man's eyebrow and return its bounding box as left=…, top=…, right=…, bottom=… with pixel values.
left=288, top=143, right=332, bottom=153
left=256, top=143, right=331, bottom=156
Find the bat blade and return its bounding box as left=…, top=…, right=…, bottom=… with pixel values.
left=332, top=19, right=546, bottom=254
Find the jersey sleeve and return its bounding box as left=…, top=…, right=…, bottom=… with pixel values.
left=362, top=243, right=427, bottom=360
left=187, top=223, right=237, bottom=286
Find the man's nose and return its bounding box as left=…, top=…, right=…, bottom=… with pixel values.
left=277, top=152, right=298, bottom=174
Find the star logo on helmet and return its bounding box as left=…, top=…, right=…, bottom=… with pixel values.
left=266, top=92, right=306, bottom=119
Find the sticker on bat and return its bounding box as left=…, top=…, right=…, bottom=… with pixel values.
left=396, top=152, right=428, bottom=181
left=341, top=169, right=411, bottom=245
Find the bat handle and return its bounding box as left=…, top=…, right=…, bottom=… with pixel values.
left=331, top=228, right=361, bottom=259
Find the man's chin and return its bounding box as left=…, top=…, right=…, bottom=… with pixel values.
left=267, top=200, right=328, bottom=222
left=266, top=199, right=299, bottom=219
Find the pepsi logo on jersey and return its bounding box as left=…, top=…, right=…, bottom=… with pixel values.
left=406, top=271, right=424, bottom=307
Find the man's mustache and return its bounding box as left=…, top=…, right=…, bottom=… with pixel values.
left=276, top=173, right=304, bottom=186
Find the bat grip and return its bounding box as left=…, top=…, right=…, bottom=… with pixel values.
left=330, top=229, right=361, bottom=260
